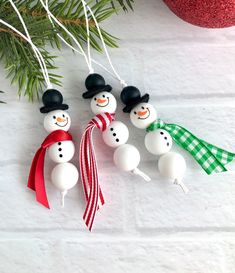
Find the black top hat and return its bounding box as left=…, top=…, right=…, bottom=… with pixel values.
left=120, top=86, right=149, bottom=113
left=82, top=73, right=112, bottom=99
left=40, top=89, right=69, bottom=113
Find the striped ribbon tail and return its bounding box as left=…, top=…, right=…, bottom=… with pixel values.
left=147, top=119, right=235, bottom=175
left=79, top=112, right=115, bottom=231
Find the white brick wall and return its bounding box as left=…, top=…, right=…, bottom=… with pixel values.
left=1, top=0, right=235, bottom=272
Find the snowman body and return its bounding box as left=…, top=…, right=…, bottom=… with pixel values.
left=48, top=140, right=75, bottom=163
left=43, top=109, right=79, bottom=205
left=129, top=102, right=188, bottom=193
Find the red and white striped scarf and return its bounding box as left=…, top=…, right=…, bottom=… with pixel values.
left=79, top=112, right=115, bottom=230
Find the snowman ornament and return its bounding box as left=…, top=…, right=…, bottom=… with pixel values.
left=28, top=89, right=79, bottom=208
left=120, top=86, right=188, bottom=194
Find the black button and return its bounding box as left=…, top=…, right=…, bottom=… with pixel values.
left=167, top=142, right=169, bottom=146
left=116, top=138, right=119, bottom=142
left=160, top=132, right=164, bottom=135
left=164, top=137, right=167, bottom=140
left=110, top=128, right=113, bottom=131
left=113, top=133, right=116, bottom=136
left=58, top=142, right=61, bottom=145
left=59, top=154, right=63, bottom=157
left=58, top=148, right=62, bottom=151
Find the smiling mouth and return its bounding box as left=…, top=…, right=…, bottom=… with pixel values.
left=55, top=117, right=68, bottom=127
left=96, top=97, right=109, bottom=107
left=138, top=108, right=150, bottom=120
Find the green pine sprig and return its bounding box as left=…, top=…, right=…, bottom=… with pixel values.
left=0, top=0, right=134, bottom=101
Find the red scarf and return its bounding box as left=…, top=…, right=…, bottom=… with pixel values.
left=80, top=112, right=115, bottom=230
left=28, top=130, right=72, bottom=208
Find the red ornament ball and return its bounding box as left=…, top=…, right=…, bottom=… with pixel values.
left=163, top=0, right=235, bottom=28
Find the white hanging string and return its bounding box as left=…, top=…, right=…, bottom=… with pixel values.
left=81, top=0, right=93, bottom=73
left=84, top=0, right=128, bottom=87
left=7, top=0, right=52, bottom=89
left=39, top=0, right=93, bottom=73
left=132, top=168, right=151, bottom=182
left=44, top=0, right=118, bottom=78
left=0, top=19, right=52, bottom=88
left=43, top=0, right=127, bottom=85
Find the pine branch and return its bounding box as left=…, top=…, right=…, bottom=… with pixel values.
left=0, top=0, right=134, bottom=101
left=111, top=0, right=134, bottom=11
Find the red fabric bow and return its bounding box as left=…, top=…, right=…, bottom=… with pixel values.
left=80, top=112, right=115, bottom=230
left=28, top=130, right=72, bottom=208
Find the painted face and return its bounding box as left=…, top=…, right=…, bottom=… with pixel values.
left=130, top=102, right=157, bottom=129
left=90, top=91, right=117, bottom=115
left=43, top=110, right=71, bottom=133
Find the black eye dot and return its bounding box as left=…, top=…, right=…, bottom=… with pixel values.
left=58, top=148, right=62, bottom=151
left=102, top=95, right=105, bottom=98
left=141, top=106, right=145, bottom=110
left=110, top=128, right=114, bottom=131
left=134, top=111, right=137, bottom=115
left=116, top=138, right=119, bottom=142
left=164, top=137, right=167, bottom=140
left=53, top=116, right=56, bottom=119
left=160, top=132, right=164, bottom=135
left=58, top=142, right=61, bottom=145
left=62, top=114, right=65, bottom=117
left=59, top=154, right=63, bottom=158
left=94, top=98, right=97, bottom=101
left=113, top=133, right=116, bottom=136
left=167, top=142, right=170, bottom=146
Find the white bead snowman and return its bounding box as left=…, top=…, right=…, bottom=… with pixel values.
left=41, top=90, right=79, bottom=206
left=121, top=86, right=188, bottom=193
left=83, top=74, right=151, bottom=181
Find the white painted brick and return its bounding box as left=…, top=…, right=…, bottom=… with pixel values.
left=1, top=0, right=235, bottom=271
left=0, top=239, right=226, bottom=273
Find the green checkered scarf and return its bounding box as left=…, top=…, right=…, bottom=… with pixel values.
left=147, top=119, right=235, bottom=175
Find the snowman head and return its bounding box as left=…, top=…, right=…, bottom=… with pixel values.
left=130, top=102, right=157, bottom=129
left=90, top=91, right=117, bottom=115
left=44, top=110, right=71, bottom=133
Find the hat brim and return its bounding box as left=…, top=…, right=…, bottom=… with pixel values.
left=82, top=85, right=112, bottom=99
left=123, top=94, right=150, bottom=113
left=40, top=104, right=69, bottom=113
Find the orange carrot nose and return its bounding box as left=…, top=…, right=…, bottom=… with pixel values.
left=138, top=110, right=147, bottom=117
left=57, top=117, right=66, bottom=122
left=97, top=98, right=107, bottom=104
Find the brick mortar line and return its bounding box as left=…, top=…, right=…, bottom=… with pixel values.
left=0, top=234, right=235, bottom=243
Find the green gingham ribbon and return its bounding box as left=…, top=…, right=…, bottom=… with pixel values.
left=147, top=119, right=235, bottom=175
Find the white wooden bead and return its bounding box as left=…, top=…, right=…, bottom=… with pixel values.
left=158, top=152, right=186, bottom=181
left=90, top=91, right=117, bottom=115
left=51, top=162, right=79, bottom=191
left=48, top=141, right=75, bottom=163
left=113, top=144, right=140, bottom=171
left=102, top=121, right=129, bottom=148
left=145, top=129, right=172, bottom=155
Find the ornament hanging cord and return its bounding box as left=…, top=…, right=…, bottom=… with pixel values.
left=82, top=0, right=127, bottom=87
left=42, top=0, right=119, bottom=79
left=41, top=0, right=127, bottom=85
